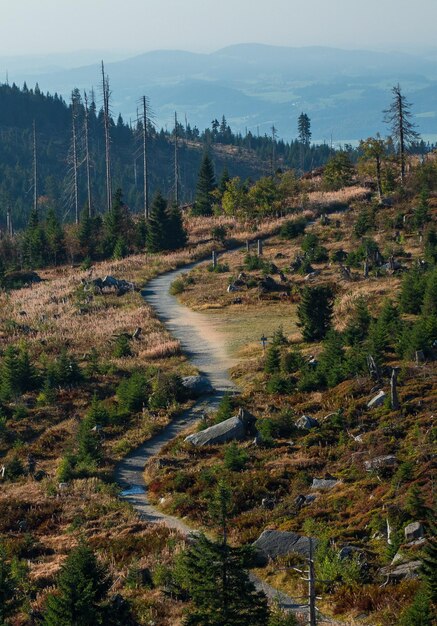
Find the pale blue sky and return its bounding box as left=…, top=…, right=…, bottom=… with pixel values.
left=1, top=0, right=435, bottom=56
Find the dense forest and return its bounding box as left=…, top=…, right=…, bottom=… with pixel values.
left=0, top=81, right=339, bottom=230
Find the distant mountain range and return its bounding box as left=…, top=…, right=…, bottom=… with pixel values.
left=2, top=44, right=437, bottom=142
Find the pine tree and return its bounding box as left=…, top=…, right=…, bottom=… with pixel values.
left=43, top=543, right=111, bottom=626
left=422, top=267, right=437, bottom=317
left=193, top=153, right=216, bottom=216
left=167, top=203, right=187, bottom=250
left=297, top=285, right=334, bottom=342
left=23, top=207, right=48, bottom=268
left=265, top=344, right=281, bottom=374
left=0, top=346, right=21, bottom=401
left=45, top=206, right=65, bottom=265
left=414, top=190, right=430, bottom=229
left=424, top=228, right=437, bottom=265
left=344, top=297, right=372, bottom=345
left=400, top=266, right=427, bottom=314
left=146, top=191, right=168, bottom=252
left=421, top=523, right=437, bottom=605
left=319, top=330, right=346, bottom=388
left=177, top=533, right=269, bottom=626
left=219, top=166, right=231, bottom=196
left=297, top=112, right=311, bottom=145
left=0, top=541, right=17, bottom=624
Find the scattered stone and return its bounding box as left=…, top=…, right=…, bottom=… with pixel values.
left=232, top=297, right=243, bottom=305
left=185, top=408, right=255, bottom=447
left=367, top=390, right=386, bottom=409
left=380, top=560, right=421, bottom=581
left=252, top=530, right=317, bottom=566
left=84, top=275, right=136, bottom=295
left=364, top=455, right=398, bottom=472
left=311, top=478, right=340, bottom=491
left=404, top=522, right=424, bottom=542
left=181, top=376, right=214, bottom=398
left=295, top=415, right=319, bottom=430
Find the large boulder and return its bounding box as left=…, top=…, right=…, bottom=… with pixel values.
left=404, top=522, right=424, bottom=542
left=311, top=478, right=340, bottom=491
left=380, top=560, right=421, bottom=581
left=364, top=455, right=398, bottom=472
left=252, top=530, right=316, bottom=566
left=181, top=376, right=214, bottom=398
left=185, top=408, right=254, bottom=447
left=295, top=415, right=319, bottom=430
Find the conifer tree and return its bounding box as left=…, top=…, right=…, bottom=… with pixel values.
left=0, top=346, right=22, bottom=401
left=167, top=203, right=188, bottom=250
left=297, top=285, right=333, bottom=342
left=422, top=268, right=437, bottom=317
left=177, top=533, right=269, bottom=626
left=146, top=191, right=168, bottom=252
left=0, top=541, right=17, bottom=624
left=297, top=112, right=311, bottom=145
left=219, top=166, right=231, bottom=196
left=43, top=543, right=111, bottom=626
left=45, top=206, right=65, bottom=265
left=400, top=266, right=427, bottom=314
left=265, top=344, right=281, bottom=374
left=192, top=153, right=216, bottom=216
left=344, top=297, right=371, bottom=345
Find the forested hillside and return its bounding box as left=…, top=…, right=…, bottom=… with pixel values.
left=0, top=82, right=336, bottom=230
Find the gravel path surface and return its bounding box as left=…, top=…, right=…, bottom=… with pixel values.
left=115, top=258, right=309, bottom=615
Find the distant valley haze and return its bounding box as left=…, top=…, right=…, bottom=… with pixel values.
left=1, top=0, right=437, bottom=143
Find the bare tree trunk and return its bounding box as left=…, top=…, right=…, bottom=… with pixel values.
left=391, top=367, right=400, bottom=410
left=33, top=120, right=37, bottom=214
left=101, top=61, right=112, bottom=212
left=143, top=96, right=149, bottom=219
left=71, top=93, right=79, bottom=224
left=83, top=91, right=92, bottom=217
left=376, top=155, right=383, bottom=202
left=174, top=111, right=179, bottom=207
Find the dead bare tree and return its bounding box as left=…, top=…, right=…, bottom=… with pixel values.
left=71, top=91, right=79, bottom=224
left=101, top=61, right=112, bottom=211
left=142, top=96, right=149, bottom=219
left=83, top=91, right=92, bottom=217
left=174, top=111, right=179, bottom=207
left=32, top=120, right=38, bottom=214
left=384, top=84, right=420, bottom=184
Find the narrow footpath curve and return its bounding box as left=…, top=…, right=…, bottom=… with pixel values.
left=115, top=256, right=308, bottom=613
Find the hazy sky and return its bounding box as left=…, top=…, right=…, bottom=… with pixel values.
left=1, top=0, right=435, bottom=57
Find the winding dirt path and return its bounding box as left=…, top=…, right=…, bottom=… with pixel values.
left=115, top=257, right=308, bottom=614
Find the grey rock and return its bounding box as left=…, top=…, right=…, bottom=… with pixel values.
left=339, top=546, right=363, bottom=561
left=364, top=455, right=398, bottom=472
left=367, top=390, right=386, bottom=409
left=252, top=530, right=317, bottom=566
left=391, top=551, right=406, bottom=565
left=185, top=408, right=254, bottom=447
left=181, top=375, right=214, bottom=397
left=295, top=415, right=319, bottom=430
left=380, top=560, right=421, bottom=581
left=311, top=478, right=339, bottom=490
left=404, top=522, right=424, bottom=542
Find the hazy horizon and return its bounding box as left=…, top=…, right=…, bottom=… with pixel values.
left=1, top=0, right=435, bottom=58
